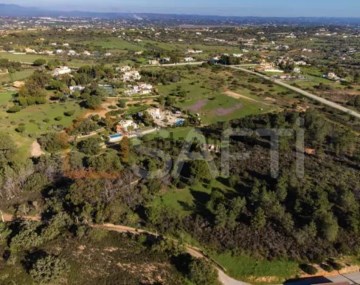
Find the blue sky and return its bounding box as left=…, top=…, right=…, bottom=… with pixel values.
left=2, top=0, right=360, bottom=17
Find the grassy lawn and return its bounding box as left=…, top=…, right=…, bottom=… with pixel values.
left=0, top=91, right=13, bottom=105
left=212, top=252, right=299, bottom=284
left=0, top=69, right=34, bottom=83
left=0, top=52, right=51, bottom=63
left=152, top=179, right=234, bottom=217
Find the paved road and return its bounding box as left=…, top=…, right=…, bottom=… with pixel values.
left=224, top=65, right=360, bottom=120
left=1, top=212, right=248, bottom=285
left=285, top=272, right=360, bottom=285
left=144, top=61, right=206, bottom=67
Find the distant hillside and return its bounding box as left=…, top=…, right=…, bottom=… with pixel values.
left=0, top=3, right=42, bottom=16
left=0, top=3, right=359, bottom=26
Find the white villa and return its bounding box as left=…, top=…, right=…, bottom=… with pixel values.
left=52, top=66, right=72, bottom=77
left=122, top=71, right=141, bottom=82
left=184, top=57, right=195, bottom=62
left=125, top=83, right=153, bottom=96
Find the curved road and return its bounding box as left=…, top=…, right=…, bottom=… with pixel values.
left=1, top=212, right=248, bottom=285
left=224, top=65, right=360, bottom=120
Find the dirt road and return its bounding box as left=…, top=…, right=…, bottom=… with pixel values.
left=224, top=90, right=272, bottom=105
left=2, top=213, right=248, bottom=285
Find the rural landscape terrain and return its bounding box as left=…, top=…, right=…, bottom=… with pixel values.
left=0, top=2, right=360, bottom=285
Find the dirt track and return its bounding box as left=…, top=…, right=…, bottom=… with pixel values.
left=2, top=213, right=248, bottom=285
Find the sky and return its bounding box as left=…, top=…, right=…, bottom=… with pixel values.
left=1, top=0, right=360, bottom=17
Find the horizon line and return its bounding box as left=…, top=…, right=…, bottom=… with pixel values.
left=0, top=3, right=359, bottom=19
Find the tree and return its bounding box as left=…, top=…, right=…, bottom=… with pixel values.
left=214, top=203, right=228, bottom=228
left=29, top=255, right=69, bottom=284
left=77, top=137, right=101, bottom=155
left=189, top=160, right=212, bottom=182
left=84, top=95, right=102, bottom=110
left=251, top=208, right=266, bottom=230
left=38, top=133, right=69, bottom=153
left=33, top=58, right=47, bottom=66
left=189, top=259, right=218, bottom=285
left=118, top=99, right=127, bottom=108
left=0, top=133, right=16, bottom=165
left=318, top=212, right=339, bottom=242
left=119, top=136, right=130, bottom=163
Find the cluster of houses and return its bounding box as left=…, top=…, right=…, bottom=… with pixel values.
left=122, top=70, right=142, bottom=82
left=116, top=65, right=154, bottom=96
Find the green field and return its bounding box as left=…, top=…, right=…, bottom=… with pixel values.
left=0, top=69, right=34, bottom=83
left=83, top=38, right=143, bottom=51
left=0, top=91, right=84, bottom=156
left=0, top=52, right=93, bottom=68
left=152, top=179, right=233, bottom=216
left=158, top=78, right=275, bottom=125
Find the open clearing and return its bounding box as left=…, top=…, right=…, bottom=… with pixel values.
left=0, top=91, right=83, bottom=156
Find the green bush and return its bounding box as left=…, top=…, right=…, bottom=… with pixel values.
left=300, top=264, right=318, bottom=275
left=320, top=263, right=334, bottom=272
left=15, top=125, right=26, bottom=133
left=64, top=110, right=75, bottom=117
left=7, top=105, right=22, bottom=113
left=33, top=58, right=47, bottom=66
left=327, top=259, right=343, bottom=270
left=29, top=255, right=69, bottom=284
left=189, top=259, right=218, bottom=285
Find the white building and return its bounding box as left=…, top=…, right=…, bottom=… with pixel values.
left=187, top=49, right=203, bottom=54
left=184, top=57, right=195, bottom=62
left=52, top=66, right=72, bottom=77
left=70, top=85, right=85, bottom=93
left=295, top=61, right=308, bottom=66
left=326, top=72, right=341, bottom=81
left=25, top=48, right=37, bottom=54
left=68, top=50, right=78, bottom=56
left=122, top=71, right=141, bottom=82
left=125, top=83, right=153, bottom=96
left=118, top=120, right=139, bottom=132
left=149, top=60, right=160, bottom=65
